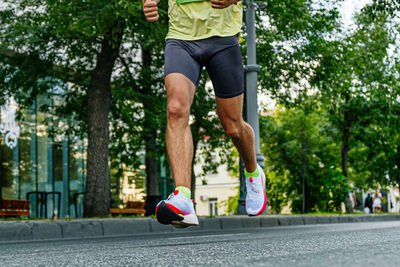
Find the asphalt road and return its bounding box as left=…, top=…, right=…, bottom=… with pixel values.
left=1, top=221, right=400, bottom=266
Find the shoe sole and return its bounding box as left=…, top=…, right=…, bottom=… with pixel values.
left=156, top=201, right=199, bottom=228
left=171, top=214, right=199, bottom=228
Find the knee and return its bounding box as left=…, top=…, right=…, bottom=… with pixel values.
left=223, top=123, right=242, bottom=140
left=167, top=99, right=190, bottom=124
left=226, top=127, right=241, bottom=139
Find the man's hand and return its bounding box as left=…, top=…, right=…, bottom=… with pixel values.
left=211, top=0, right=241, bottom=9
left=143, top=0, right=159, bottom=22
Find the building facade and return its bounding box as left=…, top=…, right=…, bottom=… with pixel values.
left=1, top=94, right=240, bottom=218
left=194, top=149, right=239, bottom=216
left=0, top=95, right=85, bottom=218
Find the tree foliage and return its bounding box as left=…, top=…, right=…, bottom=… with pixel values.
left=256, top=0, right=400, bottom=213
left=255, top=0, right=341, bottom=105
left=0, top=0, right=163, bottom=216
left=363, top=0, right=400, bottom=17
left=261, top=105, right=348, bottom=213
left=0, top=0, right=236, bottom=216
left=1, top=0, right=400, bottom=216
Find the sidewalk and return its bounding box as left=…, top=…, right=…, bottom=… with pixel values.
left=1, top=214, right=399, bottom=243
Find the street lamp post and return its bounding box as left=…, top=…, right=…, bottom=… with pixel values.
left=237, top=0, right=265, bottom=214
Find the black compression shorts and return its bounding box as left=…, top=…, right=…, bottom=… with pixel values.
left=164, top=35, right=244, bottom=99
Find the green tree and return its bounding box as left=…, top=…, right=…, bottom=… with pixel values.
left=249, top=0, right=344, bottom=212
left=255, top=0, right=341, bottom=105
left=252, top=1, right=400, bottom=214
left=260, top=104, right=348, bottom=213
left=363, top=0, right=400, bottom=17
left=111, top=26, right=168, bottom=214
left=311, top=8, right=398, bottom=209
left=0, top=0, right=161, bottom=216
left=1, top=0, right=237, bottom=217
left=359, top=0, right=400, bottom=190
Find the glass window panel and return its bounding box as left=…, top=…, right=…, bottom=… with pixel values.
left=36, top=112, right=48, bottom=138
left=36, top=136, right=48, bottom=187
left=19, top=133, right=31, bottom=184
left=1, top=142, right=15, bottom=199
left=53, top=118, right=68, bottom=143
left=53, top=143, right=63, bottom=182
left=69, top=142, right=78, bottom=181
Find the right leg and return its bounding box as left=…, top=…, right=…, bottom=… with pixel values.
left=157, top=73, right=198, bottom=228
left=165, top=73, right=196, bottom=189
left=157, top=39, right=201, bottom=227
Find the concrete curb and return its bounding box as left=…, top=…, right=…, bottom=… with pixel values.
left=1, top=214, right=399, bottom=243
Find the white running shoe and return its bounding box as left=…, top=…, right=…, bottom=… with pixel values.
left=245, top=165, right=267, bottom=216
left=156, top=190, right=199, bottom=228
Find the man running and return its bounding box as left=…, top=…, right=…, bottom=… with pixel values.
left=143, top=0, right=267, bottom=228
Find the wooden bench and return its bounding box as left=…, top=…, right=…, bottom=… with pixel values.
left=0, top=199, right=30, bottom=217
left=110, top=201, right=146, bottom=215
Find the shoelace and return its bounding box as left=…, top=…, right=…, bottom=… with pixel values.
left=247, top=178, right=260, bottom=199
left=166, top=192, right=175, bottom=201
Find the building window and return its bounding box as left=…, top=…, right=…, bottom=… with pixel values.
left=0, top=142, right=14, bottom=199
left=209, top=198, right=218, bottom=216
left=1, top=96, right=86, bottom=219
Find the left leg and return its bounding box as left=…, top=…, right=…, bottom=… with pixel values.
left=204, top=36, right=257, bottom=172
left=216, top=94, right=267, bottom=216
left=215, top=94, right=257, bottom=173
left=206, top=35, right=267, bottom=215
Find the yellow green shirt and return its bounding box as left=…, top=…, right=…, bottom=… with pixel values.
left=166, top=0, right=243, bottom=40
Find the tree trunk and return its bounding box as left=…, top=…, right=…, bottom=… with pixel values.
left=191, top=137, right=199, bottom=208
left=84, top=27, right=123, bottom=217
left=0, top=149, right=2, bottom=202
left=396, top=145, right=400, bottom=186
left=341, top=117, right=350, bottom=179
left=144, top=125, right=160, bottom=215
left=342, top=94, right=353, bottom=213
left=141, top=47, right=161, bottom=215
left=301, top=130, right=307, bottom=214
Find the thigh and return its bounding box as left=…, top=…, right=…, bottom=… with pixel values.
left=164, top=39, right=202, bottom=88
left=206, top=42, right=244, bottom=99
left=165, top=73, right=196, bottom=114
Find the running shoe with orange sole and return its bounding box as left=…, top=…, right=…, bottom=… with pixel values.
left=156, top=190, right=199, bottom=228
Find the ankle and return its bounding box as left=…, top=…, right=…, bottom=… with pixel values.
left=244, top=165, right=259, bottom=178
left=175, top=186, right=191, bottom=199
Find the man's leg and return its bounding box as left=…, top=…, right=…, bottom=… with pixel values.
left=215, top=94, right=257, bottom=173
left=216, top=94, right=267, bottom=216
left=204, top=35, right=266, bottom=215
left=156, top=73, right=199, bottom=228
left=157, top=38, right=202, bottom=227
left=204, top=36, right=257, bottom=171
left=165, top=73, right=196, bottom=188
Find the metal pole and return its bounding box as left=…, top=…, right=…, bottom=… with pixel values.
left=0, top=146, right=2, bottom=202
left=35, top=98, right=39, bottom=217
left=237, top=0, right=265, bottom=214
left=245, top=0, right=263, bottom=165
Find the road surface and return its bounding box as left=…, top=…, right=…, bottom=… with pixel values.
left=1, top=221, right=400, bottom=266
